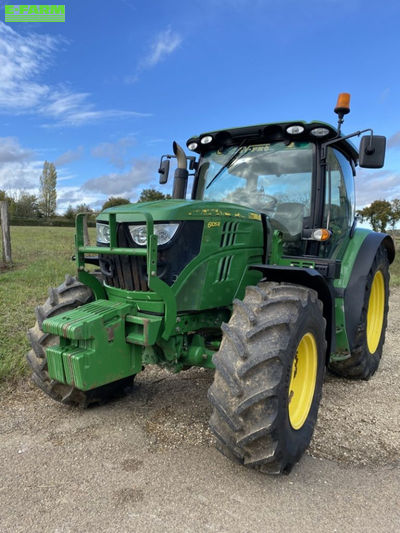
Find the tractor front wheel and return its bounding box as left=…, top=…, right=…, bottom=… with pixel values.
left=27, top=274, right=134, bottom=407
left=208, top=282, right=326, bottom=474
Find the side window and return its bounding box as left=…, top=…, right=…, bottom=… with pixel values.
left=334, top=149, right=355, bottom=222
left=321, top=148, right=354, bottom=257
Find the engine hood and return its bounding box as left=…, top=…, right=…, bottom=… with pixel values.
left=97, top=199, right=262, bottom=223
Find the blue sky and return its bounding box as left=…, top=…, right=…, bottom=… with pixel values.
left=1, top=0, right=400, bottom=212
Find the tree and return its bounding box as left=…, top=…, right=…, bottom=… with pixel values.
left=39, top=161, right=57, bottom=217
left=137, top=188, right=171, bottom=203
left=13, top=192, right=39, bottom=218
left=64, top=203, right=93, bottom=220
left=102, top=196, right=130, bottom=210
left=389, top=198, right=400, bottom=233
left=64, top=204, right=76, bottom=220
left=357, top=200, right=392, bottom=232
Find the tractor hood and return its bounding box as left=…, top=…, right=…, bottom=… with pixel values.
left=97, top=199, right=262, bottom=224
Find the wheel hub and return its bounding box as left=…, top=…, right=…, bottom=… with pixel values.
left=366, top=270, right=385, bottom=354
left=288, top=332, right=317, bottom=430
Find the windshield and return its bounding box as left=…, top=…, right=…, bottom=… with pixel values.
left=196, top=141, right=312, bottom=210
left=195, top=141, right=314, bottom=243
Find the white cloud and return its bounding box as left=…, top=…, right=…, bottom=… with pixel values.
left=91, top=137, right=136, bottom=168
left=387, top=131, right=400, bottom=149
left=142, top=28, right=182, bottom=68
left=83, top=157, right=159, bottom=197
left=0, top=22, right=150, bottom=126
left=126, top=28, right=182, bottom=83
left=57, top=185, right=107, bottom=213
left=355, top=169, right=400, bottom=207
left=0, top=137, right=40, bottom=191
left=54, top=146, right=84, bottom=167
left=0, top=136, right=33, bottom=163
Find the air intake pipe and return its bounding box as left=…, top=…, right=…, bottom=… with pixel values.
left=172, top=141, right=188, bottom=199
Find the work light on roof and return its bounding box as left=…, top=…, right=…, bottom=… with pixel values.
left=286, top=125, right=304, bottom=135
left=188, top=142, right=198, bottom=151
left=200, top=135, right=213, bottom=144
left=310, top=127, right=330, bottom=137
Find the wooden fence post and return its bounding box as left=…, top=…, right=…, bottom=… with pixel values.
left=0, top=200, right=12, bottom=265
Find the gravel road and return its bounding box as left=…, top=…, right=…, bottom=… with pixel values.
left=0, top=290, right=399, bottom=533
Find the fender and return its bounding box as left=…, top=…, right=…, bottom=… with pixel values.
left=250, top=264, right=335, bottom=361
left=343, top=232, right=394, bottom=351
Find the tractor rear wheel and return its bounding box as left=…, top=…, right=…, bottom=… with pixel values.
left=329, top=245, right=390, bottom=380
left=208, top=282, right=326, bottom=474
left=27, top=274, right=134, bottom=407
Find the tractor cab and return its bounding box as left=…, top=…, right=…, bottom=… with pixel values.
left=184, top=118, right=379, bottom=260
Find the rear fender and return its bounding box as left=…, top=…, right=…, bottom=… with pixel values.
left=342, top=232, right=394, bottom=351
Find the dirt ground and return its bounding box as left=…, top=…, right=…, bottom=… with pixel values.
left=0, top=290, right=399, bottom=532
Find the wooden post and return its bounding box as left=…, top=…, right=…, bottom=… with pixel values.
left=0, top=200, right=12, bottom=265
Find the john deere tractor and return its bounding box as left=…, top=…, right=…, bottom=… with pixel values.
left=28, top=94, right=394, bottom=474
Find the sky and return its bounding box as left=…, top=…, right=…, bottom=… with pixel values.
left=0, top=0, right=400, bottom=213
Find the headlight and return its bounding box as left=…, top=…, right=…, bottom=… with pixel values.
left=96, top=223, right=110, bottom=244
left=129, top=223, right=179, bottom=246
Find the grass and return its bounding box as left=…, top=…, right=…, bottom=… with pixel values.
left=0, top=226, right=399, bottom=385
left=0, top=226, right=95, bottom=384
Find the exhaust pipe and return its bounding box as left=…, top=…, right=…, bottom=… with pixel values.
left=172, top=141, right=188, bottom=199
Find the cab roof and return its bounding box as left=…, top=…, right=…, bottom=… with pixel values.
left=186, top=121, right=359, bottom=163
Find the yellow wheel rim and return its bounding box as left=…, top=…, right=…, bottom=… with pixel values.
left=367, top=270, right=385, bottom=354
left=288, top=332, right=318, bottom=430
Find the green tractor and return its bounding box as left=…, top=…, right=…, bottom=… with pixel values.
left=28, top=94, right=394, bottom=474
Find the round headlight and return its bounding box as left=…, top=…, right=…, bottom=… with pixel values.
left=200, top=135, right=213, bottom=145
left=286, top=125, right=305, bottom=135
left=188, top=142, right=198, bottom=151
left=310, top=127, right=330, bottom=137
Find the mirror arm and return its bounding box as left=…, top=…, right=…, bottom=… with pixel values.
left=321, top=128, right=373, bottom=160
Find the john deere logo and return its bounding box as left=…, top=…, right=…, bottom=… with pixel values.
left=5, top=5, right=65, bottom=22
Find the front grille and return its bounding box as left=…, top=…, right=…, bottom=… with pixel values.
left=98, top=220, right=203, bottom=291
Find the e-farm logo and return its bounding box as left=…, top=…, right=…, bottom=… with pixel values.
left=5, top=5, right=65, bottom=22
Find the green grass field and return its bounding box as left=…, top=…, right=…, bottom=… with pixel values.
left=0, top=226, right=399, bottom=385
left=0, top=226, right=95, bottom=384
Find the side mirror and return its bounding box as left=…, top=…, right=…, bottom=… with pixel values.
left=158, top=159, right=170, bottom=184
left=359, top=135, right=386, bottom=168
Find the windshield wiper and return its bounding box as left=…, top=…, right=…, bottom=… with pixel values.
left=205, top=142, right=248, bottom=190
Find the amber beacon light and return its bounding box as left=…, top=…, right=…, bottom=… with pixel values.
left=334, top=93, right=351, bottom=115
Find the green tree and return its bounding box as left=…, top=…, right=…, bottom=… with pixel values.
left=137, top=188, right=171, bottom=203
left=102, top=196, right=130, bottom=210
left=64, top=203, right=93, bottom=220
left=389, top=198, right=400, bottom=232
left=357, top=200, right=392, bottom=232
left=39, top=161, right=57, bottom=217
left=64, top=204, right=76, bottom=220
left=13, top=192, right=39, bottom=218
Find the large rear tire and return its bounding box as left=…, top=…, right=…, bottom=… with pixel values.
left=329, top=245, right=390, bottom=380
left=208, top=282, right=326, bottom=474
left=27, top=274, right=134, bottom=407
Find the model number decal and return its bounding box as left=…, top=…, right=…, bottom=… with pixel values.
left=207, top=221, right=221, bottom=228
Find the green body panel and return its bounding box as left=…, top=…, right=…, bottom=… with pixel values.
left=331, top=228, right=370, bottom=359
